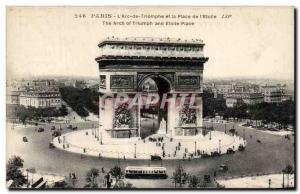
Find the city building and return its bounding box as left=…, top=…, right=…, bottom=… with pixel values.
left=6, top=91, right=21, bottom=105
left=225, top=92, right=264, bottom=107
left=242, top=92, right=264, bottom=105
left=19, top=91, right=62, bottom=108
left=212, top=83, right=233, bottom=97
left=261, top=85, right=284, bottom=103
left=225, top=94, right=243, bottom=108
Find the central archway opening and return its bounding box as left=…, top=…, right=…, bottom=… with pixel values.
left=139, top=75, right=171, bottom=139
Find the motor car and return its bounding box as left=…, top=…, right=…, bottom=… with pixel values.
left=51, top=126, right=55, bottom=130
left=218, top=164, right=228, bottom=172
left=211, top=151, right=220, bottom=157
left=226, top=148, right=235, bottom=154
left=151, top=155, right=162, bottom=161
left=37, top=127, right=44, bottom=132
left=238, top=145, right=245, bottom=151
left=49, top=142, right=55, bottom=148
left=23, top=136, right=28, bottom=142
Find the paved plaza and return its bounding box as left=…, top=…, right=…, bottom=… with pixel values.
left=52, top=129, right=246, bottom=160
left=217, top=173, right=294, bottom=188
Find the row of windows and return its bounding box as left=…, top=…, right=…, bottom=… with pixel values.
left=22, top=99, right=61, bottom=105
left=105, top=45, right=202, bottom=52
left=125, top=170, right=166, bottom=174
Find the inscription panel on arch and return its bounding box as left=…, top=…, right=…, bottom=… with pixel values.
left=110, top=75, right=134, bottom=89
left=177, top=76, right=201, bottom=89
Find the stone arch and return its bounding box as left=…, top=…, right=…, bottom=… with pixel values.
left=137, top=73, right=173, bottom=93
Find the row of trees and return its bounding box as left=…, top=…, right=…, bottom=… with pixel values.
left=84, top=166, right=133, bottom=189
left=59, top=87, right=99, bottom=117
left=203, top=92, right=295, bottom=126
left=171, top=164, right=295, bottom=188
left=6, top=156, right=132, bottom=189
left=7, top=104, right=68, bottom=124
left=7, top=156, right=294, bottom=189
left=171, top=164, right=213, bottom=188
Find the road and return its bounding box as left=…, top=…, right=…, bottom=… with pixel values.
left=6, top=121, right=294, bottom=188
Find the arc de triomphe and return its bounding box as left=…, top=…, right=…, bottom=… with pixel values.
left=95, top=37, right=209, bottom=144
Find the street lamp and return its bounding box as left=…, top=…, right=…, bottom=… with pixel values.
left=243, top=128, right=245, bottom=140
left=209, top=131, right=212, bottom=140
left=26, top=168, right=29, bottom=188
left=219, top=139, right=221, bottom=154
left=134, top=143, right=137, bottom=158
left=194, top=141, right=197, bottom=155
left=100, top=131, right=103, bottom=144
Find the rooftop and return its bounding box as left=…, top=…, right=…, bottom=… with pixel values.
left=98, top=37, right=204, bottom=47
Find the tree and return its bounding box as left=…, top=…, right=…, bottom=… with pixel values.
left=109, top=166, right=123, bottom=184
left=85, top=168, right=100, bottom=188
left=188, top=175, right=200, bottom=188
left=6, top=156, right=27, bottom=188
left=283, top=164, right=294, bottom=188
left=172, top=164, right=188, bottom=188
left=59, top=105, right=68, bottom=116
left=59, top=86, right=99, bottom=117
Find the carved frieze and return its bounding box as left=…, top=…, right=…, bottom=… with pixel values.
left=178, top=105, right=197, bottom=126
left=113, top=103, right=133, bottom=128
left=100, top=75, right=106, bottom=88
left=110, top=75, right=134, bottom=89
left=177, top=76, right=200, bottom=89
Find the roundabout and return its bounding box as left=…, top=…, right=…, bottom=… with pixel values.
left=7, top=120, right=294, bottom=188
left=52, top=129, right=246, bottom=160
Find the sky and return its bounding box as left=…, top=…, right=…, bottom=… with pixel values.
left=6, top=6, right=294, bottom=80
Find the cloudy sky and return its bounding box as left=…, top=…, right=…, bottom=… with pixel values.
left=7, top=6, right=294, bottom=80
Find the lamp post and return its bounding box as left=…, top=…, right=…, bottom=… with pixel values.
left=26, top=168, right=29, bottom=188
left=100, top=131, right=103, bottom=144
left=219, top=139, right=221, bottom=154
left=99, top=124, right=102, bottom=144
left=194, top=141, right=197, bottom=155
left=282, top=170, right=285, bottom=188
left=209, top=131, right=211, bottom=140
left=243, top=128, right=245, bottom=140
left=134, top=143, right=137, bottom=158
